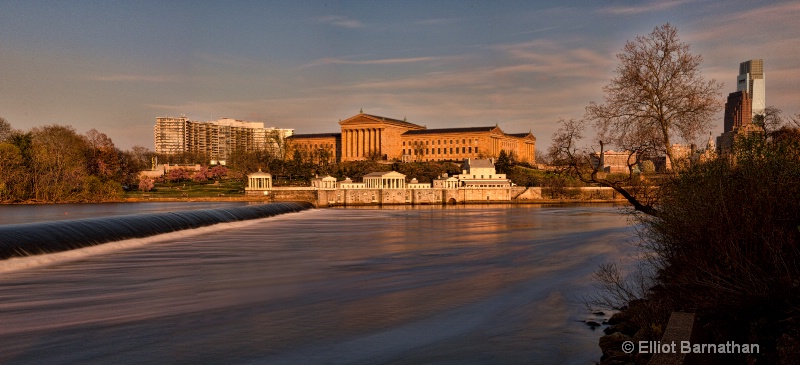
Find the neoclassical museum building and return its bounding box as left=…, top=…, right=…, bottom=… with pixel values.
left=287, top=111, right=536, bottom=164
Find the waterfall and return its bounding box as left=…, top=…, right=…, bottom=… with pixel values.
left=0, top=202, right=313, bottom=260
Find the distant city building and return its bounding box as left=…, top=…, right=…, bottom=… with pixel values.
left=287, top=111, right=536, bottom=164
left=737, top=59, right=765, bottom=117
left=590, top=150, right=639, bottom=174
left=717, top=60, right=766, bottom=152
left=154, top=116, right=293, bottom=163
left=723, top=90, right=753, bottom=133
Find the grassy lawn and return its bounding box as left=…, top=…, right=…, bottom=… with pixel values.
left=125, top=179, right=246, bottom=198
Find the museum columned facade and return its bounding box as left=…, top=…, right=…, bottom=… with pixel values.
left=287, top=112, right=536, bottom=164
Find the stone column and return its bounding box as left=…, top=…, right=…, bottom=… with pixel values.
left=372, top=128, right=377, bottom=155
left=359, top=129, right=364, bottom=158
left=363, top=129, right=367, bottom=158
left=347, top=129, right=353, bottom=158
left=371, top=128, right=375, bottom=155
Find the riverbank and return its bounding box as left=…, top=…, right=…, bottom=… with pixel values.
left=3, top=196, right=630, bottom=206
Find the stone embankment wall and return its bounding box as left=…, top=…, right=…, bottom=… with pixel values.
left=262, top=186, right=625, bottom=207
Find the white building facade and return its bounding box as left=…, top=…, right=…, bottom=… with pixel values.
left=154, top=116, right=294, bottom=163
left=736, top=59, right=765, bottom=117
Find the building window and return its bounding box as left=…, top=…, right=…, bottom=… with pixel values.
left=462, top=147, right=465, bottom=153
left=437, top=148, right=441, bottom=154
left=475, top=147, right=479, bottom=153
left=462, top=139, right=465, bottom=144
left=449, top=147, right=453, bottom=154
left=402, top=141, right=406, bottom=146
left=469, top=147, right=472, bottom=153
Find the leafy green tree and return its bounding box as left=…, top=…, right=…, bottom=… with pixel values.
left=495, top=150, right=512, bottom=174
left=0, top=143, right=25, bottom=201
left=0, top=117, right=12, bottom=143
left=30, top=125, right=91, bottom=202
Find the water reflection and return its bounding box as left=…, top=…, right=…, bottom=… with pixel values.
left=0, top=204, right=636, bottom=364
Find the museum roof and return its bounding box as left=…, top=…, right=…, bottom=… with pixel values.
left=363, top=171, right=407, bottom=178
left=402, top=126, right=499, bottom=135
left=464, top=158, right=496, bottom=169
left=287, top=133, right=341, bottom=139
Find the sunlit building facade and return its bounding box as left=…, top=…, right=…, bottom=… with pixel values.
left=287, top=111, right=536, bottom=164
left=154, top=116, right=293, bottom=162
left=737, top=59, right=765, bottom=117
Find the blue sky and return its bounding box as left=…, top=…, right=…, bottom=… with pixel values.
left=1, top=0, right=798, bottom=151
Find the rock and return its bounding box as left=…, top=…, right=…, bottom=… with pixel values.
left=593, top=311, right=606, bottom=316
left=605, top=321, right=639, bottom=337
left=599, top=332, right=635, bottom=365
left=599, top=332, right=630, bottom=357
left=608, top=311, right=629, bottom=325
left=585, top=320, right=602, bottom=329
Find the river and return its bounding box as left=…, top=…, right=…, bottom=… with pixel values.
left=0, top=203, right=636, bottom=364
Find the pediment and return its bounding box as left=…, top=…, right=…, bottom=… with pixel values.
left=339, top=113, right=425, bottom=130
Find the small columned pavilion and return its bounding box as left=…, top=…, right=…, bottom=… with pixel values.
left=363, top=171, right=407, bottom=189
left=245, top=169, right=272, bottom=195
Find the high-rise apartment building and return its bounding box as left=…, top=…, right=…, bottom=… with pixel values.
left=737, top=59, right=765, bottom=117
left=154, top=116, right=293, bottom=163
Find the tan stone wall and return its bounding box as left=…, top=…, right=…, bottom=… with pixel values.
left=459, top=188, right=512, bottom=202
left=511, top=187, right=543, bottom=200
left=286, top=135, right=340, bottom=163
left=401, top=132, right=534, bottom=163
left=401, top=132, right=489, bottom=162
left=268, top=188, right=318, bottom=203
left=411, top=189, right=443, bottom=204
left=266, top=185, right=623, bottom=206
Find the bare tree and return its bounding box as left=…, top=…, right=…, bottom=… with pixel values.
left=792, top=113, right=800, bottom=129
left=0, top=117, right=12, bottom=143
left=586, top=23, right=722, bottom=172
left=753, top=106, right=784, bottom=134
left=551, top=24, right=722, bottom=216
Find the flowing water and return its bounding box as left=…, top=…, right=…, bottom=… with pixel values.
left=0, top=203, right=637, bottom=364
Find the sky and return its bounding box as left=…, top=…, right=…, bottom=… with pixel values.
left=1, top=0, right=799, bottom=152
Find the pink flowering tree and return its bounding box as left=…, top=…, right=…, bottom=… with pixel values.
left=138, top=176, right=155, bottom=192
left=193, top=166, right=210, bottom=182
left=209, top=165, right=228, bottom=180
left=167, top=168, right=190, bottom=182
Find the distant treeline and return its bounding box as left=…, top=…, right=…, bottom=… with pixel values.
left=0, top=117, right=574, bottom=202
left=0, top=118, right=151, bottom=203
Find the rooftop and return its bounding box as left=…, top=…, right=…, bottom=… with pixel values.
left=287, top=133, right=341, bottom=139
left=403, top=126, right=498, bottom=136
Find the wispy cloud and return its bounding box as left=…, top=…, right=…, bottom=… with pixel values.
left=89, top=74, right=175, bottom=83
left=415, top=17, right=464, bottom=26
left=317, top=15, right=362, bottom=29
left=302, top=56, right=448, bottom=68
left=492, top=40, right=615, bottom=80
left=601, top=0, right=692, bottom=15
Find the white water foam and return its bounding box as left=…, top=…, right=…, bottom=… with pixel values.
left=0, top=208, right=319, bottom=274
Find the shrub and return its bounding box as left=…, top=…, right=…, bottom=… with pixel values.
left=138, top=176, right=155, bottom=192
left=627, top=131, right=800, bottom=362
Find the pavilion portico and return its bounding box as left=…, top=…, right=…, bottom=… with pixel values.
left=363, top=171, right=407, bottom=189
left=245, top=169, right=272, bottom=195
